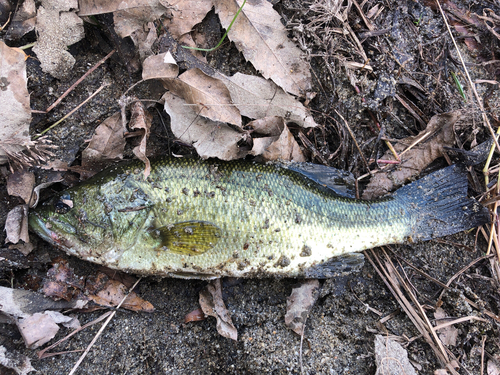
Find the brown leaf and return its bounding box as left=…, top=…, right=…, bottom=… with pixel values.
left=88, top=279, right=155, bottom=312
left=163, top=92, right=246, bottom=160
left=5, top=205, right=29, bottom=244
left=0, top=41, right=32, bottom=165
left=250, top=118, right=305, bottom=162
left=215, top=72, right=317, bottom=128
left=374, top=335, right=417, bottom=375
left=248, top=116, right=285, bottom=136
left=82, top=112, right=126, bottom=175
left=362, top=111, right=461, bottom=199
left=43, top=260, right=85, bottom=301
left=5, top=0, right=36, bottom=41
left=142, top=51, right=179, bottom=80
left=162, top=68, right=242, bottom=127
left=284, top=279, right=319, bottom=335
left=199, top=279, right=237, bottom=340
left=129, top=101, right=152, bottom=178
left=434, top=308, right=459, bottom=346
left=215, top=0, right=312, bottom=97
left=184, top=308, right=206, bottom=323
left=113, top=4, right=167, bottom=38
left=488, top=360, right=500, bottom=375
left=17, top=313, right=60, bottom=349
left=7, top=170, right=35, bottom=206
left=159, top=0, right=213, bottom=39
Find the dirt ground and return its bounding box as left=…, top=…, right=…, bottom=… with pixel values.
left=2, top=0, right=500, bottom=374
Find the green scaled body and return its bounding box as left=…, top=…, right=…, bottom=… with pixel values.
left=29, top=158, right=490, bottom=279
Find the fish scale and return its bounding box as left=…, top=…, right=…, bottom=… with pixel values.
left=29, top=158, right=490, bottom=279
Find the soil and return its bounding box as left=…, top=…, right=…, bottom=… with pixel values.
left=1, top=0, right=500, bottom=374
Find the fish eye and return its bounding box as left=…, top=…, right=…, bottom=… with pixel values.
left=54, top=193, right=73, bottom=214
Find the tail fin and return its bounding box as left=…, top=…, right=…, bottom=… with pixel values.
left=393, top=164, right=490, bottom=241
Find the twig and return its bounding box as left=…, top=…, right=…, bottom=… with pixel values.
left=45, top=50, right=115, bottom=113
left=333, top=109, right=371, bottom=173
left=481, top=335, right=486, bottom=375
left=68, top=277, right=142, bottom=375
left=435, top=1, right=500, bottom=185
left=35, top=83, right=109, bottom=139
left=38, top=311, right=112, bottom=359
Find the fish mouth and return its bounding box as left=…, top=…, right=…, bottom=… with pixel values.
left=29, top=211, right=57, bottom=244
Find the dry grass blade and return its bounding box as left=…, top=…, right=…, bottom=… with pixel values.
left=365, top=249, right=460, bottom=374
left=67, top=277, right=142, bottom=375
left=435, top=0, right=500, bottom=186
left=37, top=311, right=112, bottom=359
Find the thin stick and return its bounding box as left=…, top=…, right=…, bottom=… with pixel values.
left=38, top=311, right=112, bottom=359
left=333, top=109, right=371, bottom=173
left=68, top=277, right=142, bottom=375
left=45, top=50, right=115, bottom=113
left=435, top=1, right=500, bottom=185
left=34, top=83, right=109, bottom=139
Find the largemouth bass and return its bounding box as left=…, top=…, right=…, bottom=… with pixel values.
left=29, top=158, right=490, bottom=279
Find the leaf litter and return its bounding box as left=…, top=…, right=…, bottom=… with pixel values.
left=2, top=0, right=500, bottom=373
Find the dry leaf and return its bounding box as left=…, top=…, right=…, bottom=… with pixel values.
left=142, top=51, right=179, bottom=80
left=0, top=346, right=36, bottom=375
left=0, top=41, right=31, bottom=165
left=374, top=335, right=417, bottom=375
left=5, top=0, right=36, bottom=41
left=215, top=72, right=317, bottom=128
left=199, top=279, right=237, bottom=340
left=284, top=279, right=319, bottom=335
left=89, top=279, right=155, bottom=312
left=129, top=101, right=152, bottom=178
left=7, top=170, right=35, bottom=206
left=17, top=313, right=60, bottom=349
left=215, top=0, right=311, bottom=97
left=488, top=360, right=500, bottom=375
left=434, top=308, right=459, bottom=347
left=163, top=68, right=242, bottom=127
left=82, top=112, right=126, bottom=173
left=259, top=122, right=305, bottom=162
left=250, top=117, right=305, bottom=162
left=184, top=308, right=206, bottom=323
left=163, top=92, right=246, bottom=160
left=5, top=205, right=29, bottom=244
left=32, top=0, right=85, bottom=79
left=363, top=111, right=461, bottom=199
left=159, top=0, right=213, bottom=39
left=113, top=3, right=167, bottom=38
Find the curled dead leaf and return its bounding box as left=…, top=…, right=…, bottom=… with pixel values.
left=81, top=112, right=126, bottom=178
left=7, top=170, right=35, bottom=206
left=129, top=101, right=152, bottom=178
left=5, top=205, right=29, bottom=244
left=363, top=111, right=461, bottom=199
left=0, top=41, right=32, bottom=165
left=199, top=279, right=237, bottom=340
left=285, top=279, right=319, bottom=335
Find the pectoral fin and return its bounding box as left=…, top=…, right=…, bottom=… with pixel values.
left=154, top=221, right=221, bottom=255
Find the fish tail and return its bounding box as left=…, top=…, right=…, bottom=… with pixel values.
left=394, top=164, right=490, bottom=241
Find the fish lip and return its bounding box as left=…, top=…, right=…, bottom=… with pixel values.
left=28, top=211, right=57, bottom=245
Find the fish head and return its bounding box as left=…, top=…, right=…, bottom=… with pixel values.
left=29, top=185, right=115, bottom=261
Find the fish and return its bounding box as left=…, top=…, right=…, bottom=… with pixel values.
left=29, top=158, right=490, bottom=279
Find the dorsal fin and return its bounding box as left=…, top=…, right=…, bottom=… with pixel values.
left=287, top=163, right=356, bottom=198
